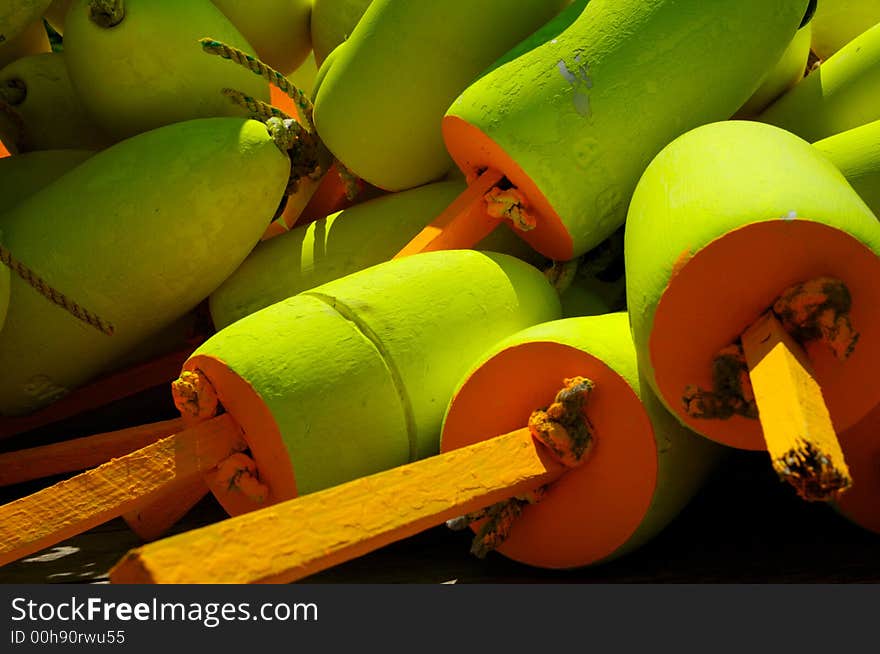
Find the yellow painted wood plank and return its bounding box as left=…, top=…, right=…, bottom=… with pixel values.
left=123, top=476, right=210, bottom=542
left=742, top=312, right=852, bottom=501
left=0, top=414, right=243, bottom=568
left=110, top=427, right=564, bottom=584
left=0, top=418, right=186, bottom=488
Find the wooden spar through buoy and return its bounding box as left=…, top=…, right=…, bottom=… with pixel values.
left=297, top=161, right=374, bottom=224
left=0, top=414, right=244, bottom=568
left=109, top=382, right=584, bottom=584
left=122, top=476, right=211, bottom=542
left=0, top=384, right=214, bottom=541
left=393, top=168, right=505, bottom=259
left=111, top=430, right=563, bottom=584
left=741, top=312, right=851, bottom=500
left=0, top=418, right=185, bottom=488
left=626, top=121, right=880, bottom=502
left=0, top=250, right=561, bottom=566
left=679, top=278, right=859, bottom=501
left=109, top=313, right=721, bottom=583
left=264, top=160, right=370, bottom=239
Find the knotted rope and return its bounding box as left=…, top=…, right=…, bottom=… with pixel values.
left=205, top=38, right=365, bottom=205
left=484, top=186, right=537, bottom=232
left=265, top=116, right=323, bottom=195
left=448, top=376, right=597, bottom=558
left=683, top=276, right=857, bottom=421
left=172, top=370, right=220, bottom=423
left=336, top=161, right=362, bottom=201
left=214, top=452, right=270, bottom=504
left=544, top=259, right=579, bottom=295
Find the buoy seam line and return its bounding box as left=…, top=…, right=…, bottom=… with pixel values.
left=303, top=291, right=420, bottom=464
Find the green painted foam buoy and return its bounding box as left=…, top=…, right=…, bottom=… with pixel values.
left=0, top=1, right=52, bottom=48
left=811, top=0, right=880, bottom=60
left=759, top=22, right=880, bottom=141
left=63, top=0, right=270, bottom=141
left=0, top=149, right=93, bottom=210
left=626, top=120, right=880, bottom=452
left=211, top=0, right=312, bottom=75
left=0, top=243, right=9, bottom=334
left=558, top=271, right=624, bottom=319
left=287, top=51, right=317, bottom=99
left=0, top=53, right=111, bottom=152
left=814, top=119, right=880, bottom=217
left=310, top=43, right=340, bottom=102
left=738, top=24, right=813, bottom=117
left=186, top=250, right=561, bottom=508
left=442, top=0, right=810, bottom=261
left=210, top=179, right=546, bottom=329
left=0, top=18, right=50, bottom=70
left=440, top=312, right=721, bottom=568
left=43, top=0, right=74, bottom=33
left=0, top=117, right=290, bottom=416
left=310, top=0, right=371, bottom=67
left=313, top=0, right=569, bottom=191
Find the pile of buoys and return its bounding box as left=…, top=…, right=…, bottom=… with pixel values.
left=0, top=0, right=878, bottom=584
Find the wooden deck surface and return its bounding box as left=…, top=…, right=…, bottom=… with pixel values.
left=0, top=386, right=877, bottom=584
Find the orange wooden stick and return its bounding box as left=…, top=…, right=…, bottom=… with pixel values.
left=297, top=162, right=362, bottom=224
left=393, top=168, right=505, bottom=259
left=123, top=476, right=210, bottom=542
left=260, top=83, right=328, bottom=239
left=0, top=343, right=199, bottom=440
left=0, top=417, right=185, bottom=488
left=110, top=427, right=565, bottom=584
left=0, top=414, right=244, bottom=568
left=262, top=173, right=324, bottom=239
left=269, top=85, right=301, bottom=123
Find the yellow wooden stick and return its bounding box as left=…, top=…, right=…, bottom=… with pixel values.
left=110, top=427, right=565, bottom=584
left=0, top=414, right=244, bottom=568
left=123, top=476, right=210, bottom=542
left=742, top=312, right=852, bottom=501
left=393, top=168, right=504, bottom=259
left=0, top=418, right=186, bottom=488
